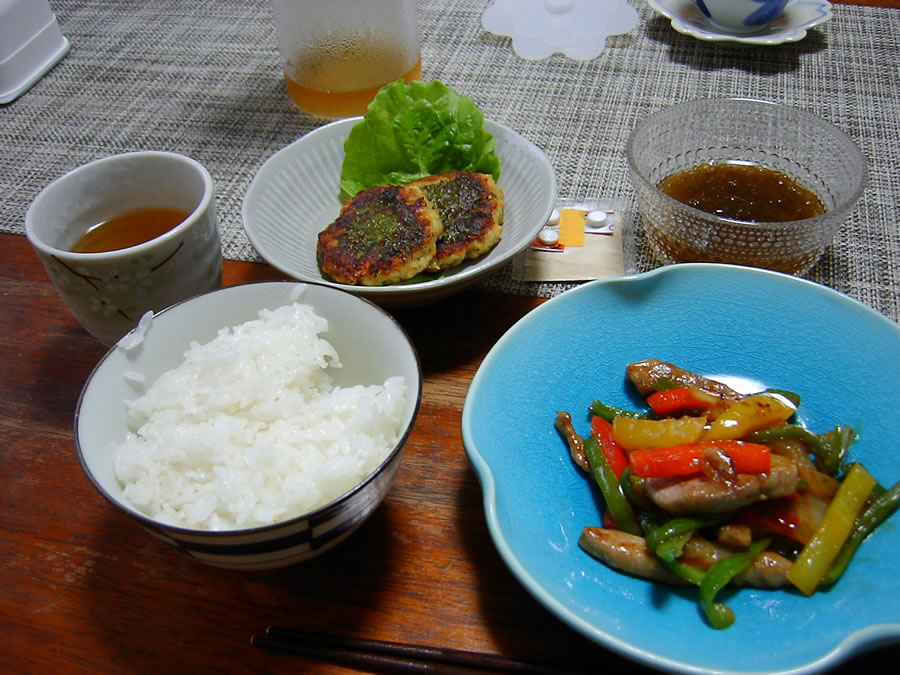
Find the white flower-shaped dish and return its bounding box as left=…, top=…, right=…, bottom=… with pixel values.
left=482, top=0, right=639, bottom=60
left=647, top=0, right=833, bottom=45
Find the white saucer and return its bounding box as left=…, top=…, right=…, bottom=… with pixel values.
left=647, top=0, right=833, bottom=45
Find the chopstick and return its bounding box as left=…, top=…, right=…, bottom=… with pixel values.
left=251, top=626, right=588, bottom=674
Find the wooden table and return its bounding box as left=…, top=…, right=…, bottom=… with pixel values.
left=3, top=233, right=899, bottom=675
left=4, top=2, right=900, bottom=672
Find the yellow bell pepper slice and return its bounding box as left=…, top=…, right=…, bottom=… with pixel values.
left=612, top=415, right=706, bottom=451
left=702, top=392, right=796, bottom=441
left=787, top=463, right=876, bottom=596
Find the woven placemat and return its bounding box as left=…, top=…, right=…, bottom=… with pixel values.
left=2, top=0, right=898, bottom=321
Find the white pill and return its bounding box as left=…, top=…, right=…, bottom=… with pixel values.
left=538, top=228, right=559, bottom=245
left=546, top=208, right=560, bottom=226
left=586, top=210, right=608, bottom=227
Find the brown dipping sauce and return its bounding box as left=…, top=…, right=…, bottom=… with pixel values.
left=658, top=162, right=826, bottom=222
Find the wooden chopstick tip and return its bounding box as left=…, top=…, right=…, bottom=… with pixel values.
left=252, top=627, right=593, bottom=674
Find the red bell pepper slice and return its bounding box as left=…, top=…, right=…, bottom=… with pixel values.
left=737, top=496, right=806, bottom=543
left=628, top=440, right=771, bottom=479
left=602, top=510, right=617, bottom=529
left=646, top=386, right=716, bottom=417
left=590, top=415, right=629, bottom=478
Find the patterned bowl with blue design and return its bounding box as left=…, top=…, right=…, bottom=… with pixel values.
left=697, top=0, right=789, bottom=32
left=75, top=281, right=422, bottom=570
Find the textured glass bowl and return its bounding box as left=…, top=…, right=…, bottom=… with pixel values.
left=627, top=98, right=866, bottom=274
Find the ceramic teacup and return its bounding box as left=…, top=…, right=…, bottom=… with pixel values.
left=695, top=0, right=789, bottom=33
left=25, top=151, right=223, bottom=345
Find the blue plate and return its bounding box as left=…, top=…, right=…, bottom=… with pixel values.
left=462, top=264, right=900, bottom=673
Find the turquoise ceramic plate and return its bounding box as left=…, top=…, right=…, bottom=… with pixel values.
left=462, top=264, right=900, bottom=673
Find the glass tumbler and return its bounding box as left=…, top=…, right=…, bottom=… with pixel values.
left=270, top=0, right=421, bottom=118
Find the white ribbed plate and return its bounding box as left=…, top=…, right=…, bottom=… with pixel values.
left=242, top=117, right=557, bottom=307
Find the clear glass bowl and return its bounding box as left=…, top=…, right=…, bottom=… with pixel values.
left=626, top=98, right=866, bottom=274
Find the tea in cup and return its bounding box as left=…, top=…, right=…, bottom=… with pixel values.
left=270, top=0, right=421, bottom=118
left=695, top=0, right=789, bottom=33
left=25, top=151, right=223, bottom=345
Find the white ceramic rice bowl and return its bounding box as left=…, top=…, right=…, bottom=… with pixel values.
left=75, top=281, right=422, bottom=570
left=241, top=117, right=557, bottom=307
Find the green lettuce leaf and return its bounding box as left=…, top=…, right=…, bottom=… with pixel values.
left=339, top=80, right=501, bottom=200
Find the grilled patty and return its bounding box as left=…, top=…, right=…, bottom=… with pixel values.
left=408, top=171, right=504, bottom=271
left=317, top=184, right=442, bottom=286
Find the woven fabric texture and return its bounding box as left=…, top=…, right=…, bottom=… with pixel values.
left=2, top=0, right=898, bottom=321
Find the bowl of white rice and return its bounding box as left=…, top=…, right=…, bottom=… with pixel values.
left=75, top=281, right=421, bottom=570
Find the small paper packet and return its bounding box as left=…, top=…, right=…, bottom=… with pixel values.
left=513, top=199, right=628, bottom=282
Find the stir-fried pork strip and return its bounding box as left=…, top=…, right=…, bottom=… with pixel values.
left=554, top=411, right=590, bottom=472
left=580, top=528, right=685, bottom=585
left=681, top=536, right=793, bottom=588
left=626, top=359, right=743, bottom=400
left=580, top=528, right=793, bottom=588
left=716, top=524, right=753, bottom=549
left=643, top=454, right=799, bottom=515
left=770, top=439, right=840, bottom=499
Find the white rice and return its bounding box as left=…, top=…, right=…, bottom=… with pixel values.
left=118, top=310, right=154, bottom=352
left=111, top=302, right=408, bottom=531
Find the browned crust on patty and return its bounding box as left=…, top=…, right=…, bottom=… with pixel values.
left=408, top=171, right=504, bottom=272
left=317, top=184, right=443, bottom=286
